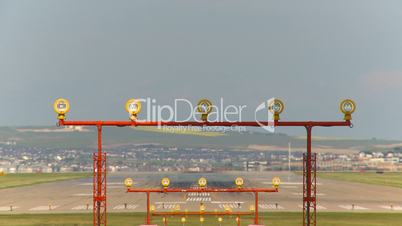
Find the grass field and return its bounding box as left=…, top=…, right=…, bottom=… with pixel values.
left=0, top=173, right=91, bottom=189
left=317, top=172, right=402, bottom=189
left=0, top=212, right=402, bottom=226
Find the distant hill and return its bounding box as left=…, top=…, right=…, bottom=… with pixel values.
left=0, top=126, right=401, bottom=153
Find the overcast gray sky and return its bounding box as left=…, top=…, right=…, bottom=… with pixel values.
left=1, top=0, right=401, bottom=139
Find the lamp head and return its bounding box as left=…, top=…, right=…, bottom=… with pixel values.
left=268, top=98, right=285, bottom=120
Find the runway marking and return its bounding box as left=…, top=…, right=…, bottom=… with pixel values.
left=113, top=204, right=138, bottom=210
left=30, top=205, right=60, bottom=211
left=338, top=205, right=368, bottom=210
left=157, top=204, right=177, bottom=210
left=211, top=201, right=244, bottom=204
left=380, top=205, right=402, bottom=211
left=218, top=203, right=242, bottom=209
left=187, top=192, right=210, bottom=197
left=298, top=205, right=326, bottom=210
left=0, top=206, right=19, bottom=211
left=72, top=205, right=93, bottom=210
left=259, top=204, right=284, bottom=210
left=155, top=201, right=186, bottom=204
left=292, top=193, right=326, bottom=196
left=186, top=197, right=211, bottom=202
left=72, top=193, right=92, bottom=197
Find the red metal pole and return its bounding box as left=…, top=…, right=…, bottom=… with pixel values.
left=303, top=154, right=306, bottom=226
left=305, top=126, right=312, bottom=226
left=255, top=192, right=259, bottom=225
left=147, top=191, right=151, bottom=225
left=313, top=153, right=317, bottom=226
left=237, top=215, right=240, bottom=226
left=93, top=153, right=96, bottom=226
left=97, top=125, right=102, bottom=226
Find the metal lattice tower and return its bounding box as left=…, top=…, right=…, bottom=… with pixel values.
left=303, top=153, right=317, bottom=226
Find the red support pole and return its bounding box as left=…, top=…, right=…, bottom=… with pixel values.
left=312, top=153, right=317, bottom=226
left=255, top=192, right=259, bottom=225
left=147, top=191, right=151, bottom=225
left=303, top=126, right=316, bottom=226
left=94, top=125, right=106, bottom=226
left=163, top=216, right=167, bottom=226
left=306, top=126, right=312, bottom=226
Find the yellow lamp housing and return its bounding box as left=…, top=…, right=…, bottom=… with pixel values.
left=235, top=177, right=244, bottom=189
left=124, top=178, right=133, bottom=188
left=200, top=216, right=205, bottom=222
left=200, top=203, right=206, bottom=212
left=181, top=217, right=186, bottom=223
left=161, top=177, right=171, bottom=189
left=218, top=217, right=223, bottom=222
left=175, top=204, right=181, bottom=211
left=198, top=177, right=208, bottom=188
left=54, top=98, right=71, bottom=120
left=150, top=205, right=156, bottom=212
left=340, top=99, right=356, bottom=120
left=268, top=98, right=285, bottom=120
left=272, top=176, right=281, bottom=189
left=197, top=99, right=213, bottom=121
left=125, top=98, right=142, bottom=121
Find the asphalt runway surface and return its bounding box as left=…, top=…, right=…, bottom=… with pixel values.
left=1, top=171, right=402, bottom=214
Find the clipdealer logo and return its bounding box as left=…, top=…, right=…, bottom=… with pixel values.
left=129, top=97, right=276, bottom=133
left=254, top=97, right=275, bottom=133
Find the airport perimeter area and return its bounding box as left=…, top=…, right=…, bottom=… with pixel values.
left=1, top=171, right=402, bottom=225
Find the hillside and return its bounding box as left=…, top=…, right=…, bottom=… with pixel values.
left=0, top=126, right=400, bottom=153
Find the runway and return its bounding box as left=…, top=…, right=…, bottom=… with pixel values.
left=1, top=171, right=402, bottom=214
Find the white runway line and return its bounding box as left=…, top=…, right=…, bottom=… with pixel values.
left=219, top=204, right=241, bottom=209
left=72, top=193, right=92, bottom=197
left=157, top=204, right=176, bottom=210
left=30, top=205, right=60, bottom=211
left=217, top=202, right=243, bottom=209
left=298, top=205, right=326, bottom=210
left=72, top=205, right=93, bottom=210
left=380, top=205, right=402, bottom=210
left=292, top=193, right=326, bottom=196
left=113, top=204, right=138, bottom=210
left=186, top=197, right=211, bottom=202
left=211, top=201, right=244, bottom=204
left=0, top=206, right=19, bottom=211
left=259, top=204, right=284, bottom=210
left=338, top=205, right=368, bottom=210
left=155, top=201, right=186, bottom=204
